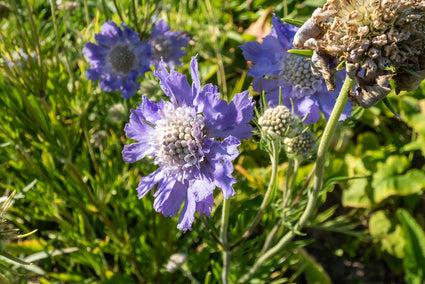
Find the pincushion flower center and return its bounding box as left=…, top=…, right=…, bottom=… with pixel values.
left=108, top=44, right=136, bottom=73
left=280, top=54, right=322, bottom=97
left=154, top=106, right=206, bottom=173
left=153, top=35, right=172, bottom=54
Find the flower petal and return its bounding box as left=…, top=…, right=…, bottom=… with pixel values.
left=211, top=160, right=237, bottom=199
left=154, top=61, right=193, bottom=106
left=136, top=169, right=164, bottom=199
left=177, top=188, right=196, bottom=231
left=202, top=90, right=254, bottom=140
left=154, top=180, right=186, bottom=217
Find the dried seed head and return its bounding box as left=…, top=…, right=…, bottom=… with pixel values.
left=294, top=0, right=425, bottom=108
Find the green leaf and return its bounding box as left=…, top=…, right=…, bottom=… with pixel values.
left=280, top=18, right=306, bottom=27
left=288, top=49, right=314, bottom=58
left=369, top=211, right=392, bottom=238
left=372, top=155, right=425, bottom=203
left=342, top=178, right=372, bottom=208
left=397, top=209, right=425, bottom=284
left=298, top=248, right=332, bottom=284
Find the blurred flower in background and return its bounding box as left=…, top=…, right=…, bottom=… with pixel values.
left=149, top=19, right=190, bottom=68
left=83, top=21, right=151, bottom=99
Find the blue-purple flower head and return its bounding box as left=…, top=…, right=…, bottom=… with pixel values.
left=5, top=48, right=35, bottom=69
left=83, top=21, right=151, bottom=99
left=122, top=56, right=255, bottom=231
left=149, top=19, right=190, bottom=68
left=240, top=15, right=352, bottom=124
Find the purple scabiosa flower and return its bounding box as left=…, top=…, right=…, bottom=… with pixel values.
left=83, top=21, right=151, bottom=99
left=240, top=15, right=352, bottom=124
left=149, top=19, right=190, bottom=68
left=122, top=56, right=255, bottom=231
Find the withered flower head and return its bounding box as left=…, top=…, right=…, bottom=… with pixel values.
left=294, top=0, right=425, bottom=108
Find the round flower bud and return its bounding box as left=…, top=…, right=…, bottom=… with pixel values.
left=283, top=130, right=316, bottom=159
left=258, top=105, right=303, bottom=139
left=165, top=253, right=187, bottom=273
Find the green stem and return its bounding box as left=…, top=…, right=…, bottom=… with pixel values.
left=176, top=264, right=202, bottom=284
left=82, top=0, right=90, bottom=25
left=220, top=197, right=231, bottom=284
left=238, top=76, right=355, bottom=282
left=230, top=140, right=280, bottom=249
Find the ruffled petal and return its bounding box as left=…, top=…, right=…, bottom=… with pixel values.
left=191, top=179, right=215, bottom=216
left=203, top=90, right=254, bottom=139
left=209, top=137, right=240, bottom=161
left=122, top=142, right=154, bottom=163
left=295, top=96, right=321, bottom=124
left=100, top=21, right=123, bottom=40
left=121, top=23, right=141, bottom=45
left=85, top=68, right=101, bottom=81
left=121, top=76, right=139, bottom=99
left=177, top=187, right=196, bottom=231
left=154, top=60, right=193, bottom=106
left=82, top=43, right=108, bottom=64
left=136, top=169, right=165, bottom=199
left=190, top=56, right=202, bottom=98
left=154, top=180, right=186, bottom=217
left=211, top=160, right=237, bottom=199
left=271, top=15, right=298, bottom=48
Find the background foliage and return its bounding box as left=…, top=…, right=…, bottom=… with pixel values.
left=0, top=0, right=424, bottom=283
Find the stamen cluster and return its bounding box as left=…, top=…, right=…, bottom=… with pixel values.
left=281, top=54, right=322, bottom=97
left=154, top=106, right=205, bottom=175
left=108, top=45, right=136, bottom=74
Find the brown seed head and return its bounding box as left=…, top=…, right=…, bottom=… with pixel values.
left=294, top=0, right=425, bottom=108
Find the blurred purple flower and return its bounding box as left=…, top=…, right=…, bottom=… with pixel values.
left=149, top=19, right=190, bottom=68
left=83, top=21, right=151, bottom=99
left=122, top=56, right=254, bottom=231
left=240, top=15, right=351, bottom=124
left=5, top=48, right=35, bottom=68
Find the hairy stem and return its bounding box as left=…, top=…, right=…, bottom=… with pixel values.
left=231, top=140, right=280, bottom=249
left=239, top=76, right=355, bottom=282
left=220, top=197, right=231, bottom=284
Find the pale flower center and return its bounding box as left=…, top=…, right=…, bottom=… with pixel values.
left=108, top=44, right=136, bottom=73
left=153, top=105, right=205, bottom=175
left=152, top=35, right=172, bottom=56
left=280, top=54, right=322, bottom=97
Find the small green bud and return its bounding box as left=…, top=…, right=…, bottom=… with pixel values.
left=258, top=105, right=303, bottom=140
left=284, top=130, right=316, bottom=159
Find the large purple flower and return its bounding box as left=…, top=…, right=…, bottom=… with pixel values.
left=122, top=57, right=254, bottom=231
left=83, top=21, right=151, bottom=99
left=149, top=19, right=190, bottom=68
left=240, top=15, right=352, bottom=124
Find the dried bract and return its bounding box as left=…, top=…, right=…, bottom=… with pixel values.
left=294, top=0, right=425, bottom=108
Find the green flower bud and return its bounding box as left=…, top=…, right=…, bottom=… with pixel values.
left=284, top=130, right=316, bottom=159
left=258, top=105, right=303, bottom=139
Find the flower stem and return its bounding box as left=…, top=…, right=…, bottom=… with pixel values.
left=238, top=75, right=355, bottom=282
left=230, top=140, right=280, bottom=249
left=220, top=197, right=231, bottom=284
